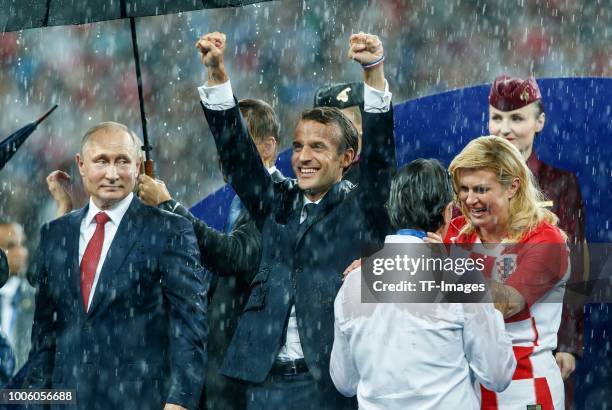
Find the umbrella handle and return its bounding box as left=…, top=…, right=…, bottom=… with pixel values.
left=35, top=104, right=59, bottom=125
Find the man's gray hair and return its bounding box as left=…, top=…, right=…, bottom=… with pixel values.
left=81, top=122, right=143, bottom=159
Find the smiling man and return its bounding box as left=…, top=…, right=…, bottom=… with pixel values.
left=25, top=122, right=209, bottom=410
left=196, top=32, right=395, bottom=409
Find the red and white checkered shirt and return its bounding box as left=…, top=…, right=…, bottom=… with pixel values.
left=445, top=217, right=570, bottom=410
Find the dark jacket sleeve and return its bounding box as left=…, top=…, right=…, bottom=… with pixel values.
left=201, top=101, right=276, bottom=231
left=0, top=333, right=15, bottom=384
left=357, top=106, right=396, bottom=239
left=159, top=199, right=260, bottom=281
left=161, top=215, right=210, bottom=408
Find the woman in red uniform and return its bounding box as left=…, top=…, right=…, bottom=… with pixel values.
left=445, top=136, right=569, bottom=409
left=487, top=76, right=585, bottom=407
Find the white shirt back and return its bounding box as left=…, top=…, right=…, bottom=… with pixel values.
left=330, top=234, right=516, bottom=410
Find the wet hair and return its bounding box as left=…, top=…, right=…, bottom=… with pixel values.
left=448, top=136, right=561, bottom=242
left=299, top=107, right=359, bottom=156
left=239, top=99, right=281, bottom=160
left=386, top=159, right=453, bottom=233
left=81, top=122, right=142, bottom=159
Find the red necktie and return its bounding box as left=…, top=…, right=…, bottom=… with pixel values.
left=80, top=212, right=110, bottom=311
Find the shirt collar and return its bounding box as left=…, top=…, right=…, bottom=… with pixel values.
left=85, top=192, right=134, bottom=226
left=267, top=165, right=278, bottom=175
left=384, top=234, right=424, bottom=244
left=526, top=150, right=541, bottom=175
left=302, top=194, right=323, bottom=206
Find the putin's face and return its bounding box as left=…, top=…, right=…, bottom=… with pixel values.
left=76, top=127, right=140, bottom=209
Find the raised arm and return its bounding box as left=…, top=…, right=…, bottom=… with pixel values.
left=195, top=32, right=275, bottom=230
left=349, top=33, right=396, bottom=238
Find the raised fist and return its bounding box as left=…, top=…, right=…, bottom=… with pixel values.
left=348, top=32, right=384, bottom=66
left=195, top=32, right=226, bottom=68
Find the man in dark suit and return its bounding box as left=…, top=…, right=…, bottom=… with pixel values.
left=137, top=98, right=284, bottom=410
left=25, top=122, right=209, bottom=410
left=195, top=31, right=395, bottom=409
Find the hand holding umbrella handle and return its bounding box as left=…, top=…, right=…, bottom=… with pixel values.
left=143, top=159, right=155, bottom=178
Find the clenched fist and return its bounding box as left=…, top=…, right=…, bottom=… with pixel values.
left=348, top=32, right=384, bottom=66
left=196, top=32, right=226, bottom=68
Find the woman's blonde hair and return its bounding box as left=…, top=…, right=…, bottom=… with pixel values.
left=448, top=136, right=561, bottom=242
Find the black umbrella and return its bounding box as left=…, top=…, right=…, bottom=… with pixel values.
left=1, top=0, right=276, bottom=176
left=0, top=104, right=58, bottom=172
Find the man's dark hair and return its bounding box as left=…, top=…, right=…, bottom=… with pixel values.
left=386, top=159, right=453, bottom=233
left=239, top=99, right=280, bottom=159
left=299, top=106, right=359, bottom=155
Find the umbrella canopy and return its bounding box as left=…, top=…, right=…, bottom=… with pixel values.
left=0, top=104, right=58, bottom=172
left=1, top=0, right=275, bottom=32
left=1, top=0, right=276, bottom=177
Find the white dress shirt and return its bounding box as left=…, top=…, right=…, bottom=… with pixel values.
left=198, top=78, right=392, bottom=113
left=79, top=193, right=134, bottom=310
left=330, top=234, right=516, bottom=410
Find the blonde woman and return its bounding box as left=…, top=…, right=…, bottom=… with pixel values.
left=445, top=136, right=569, bottom=410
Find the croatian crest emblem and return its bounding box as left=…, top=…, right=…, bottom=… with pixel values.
left=495, top=255, right=517, bottom=283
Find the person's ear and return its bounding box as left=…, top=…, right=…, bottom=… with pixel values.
left=75, top=153, right=85, bottom=177
left=340, top=147, right=356, bottom=170
left=535, top=111, right=545, bottom=133
left=443, top=202, right=453, bottom=225
left=263, top=136, right=277, bottom=159
left=507, top=177, right=520, bottom=199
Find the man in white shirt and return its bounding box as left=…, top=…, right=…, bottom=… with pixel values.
left=25, top=122, right=209, bottom=410
left=0, top=221, right=35, bottom=374
left=196, top=31, right=395, bottom=409
left=331, top=158, right=516, bottom=409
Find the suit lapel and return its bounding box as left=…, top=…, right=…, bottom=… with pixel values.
left=67, top=206, right=88, bottom=308
left=86, top=199, right=146, bottom=316
left=294, top=181, right=350, bottom=249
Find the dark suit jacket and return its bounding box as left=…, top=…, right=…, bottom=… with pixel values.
left=25, top=197, right=209, bottom=410
left=202, top=100, right=394, bottom=406
left=0, top=332, right=14, bottom=385
left=527, top=151, right=586, bottom=357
